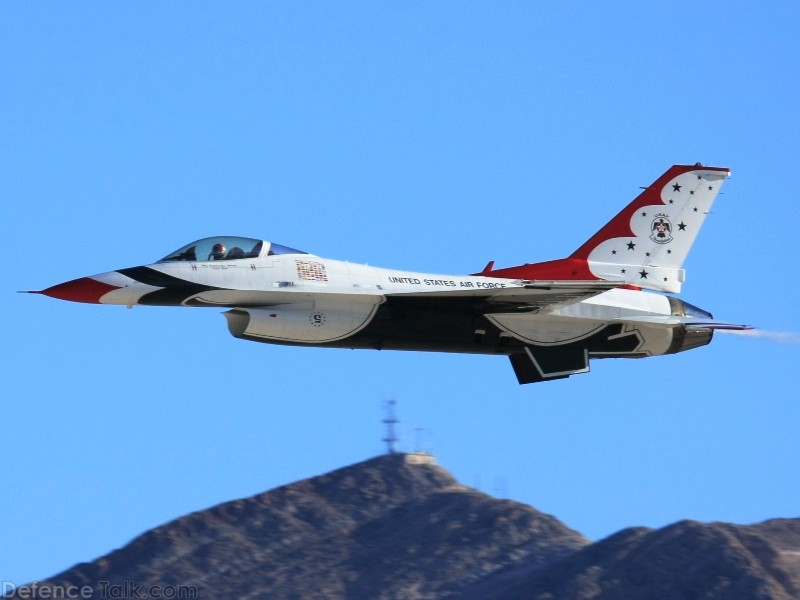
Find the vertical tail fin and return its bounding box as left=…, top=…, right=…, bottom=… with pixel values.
left=481, top=164, right=730, bottom=294
left=570, top=164, right=729, bottom=292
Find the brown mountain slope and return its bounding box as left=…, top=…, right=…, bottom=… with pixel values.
left=21, top=453, right=587, bottom=599
left=471, top=519, right=800, bottom=600
left=10, top=455, right=800, bottom=599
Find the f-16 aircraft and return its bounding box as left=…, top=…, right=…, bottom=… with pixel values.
left=33, top=164, right=750, bottom=384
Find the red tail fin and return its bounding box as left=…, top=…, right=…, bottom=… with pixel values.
left=479, top=164, right=730, bottom=293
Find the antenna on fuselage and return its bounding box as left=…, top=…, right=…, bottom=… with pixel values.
left=382, top=399, right=399, bottom=454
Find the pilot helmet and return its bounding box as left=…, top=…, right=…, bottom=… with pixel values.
left=211, top=243, right=226, bottom=259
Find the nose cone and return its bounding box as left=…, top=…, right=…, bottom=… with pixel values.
left=37, top=277, right=122, bottom=304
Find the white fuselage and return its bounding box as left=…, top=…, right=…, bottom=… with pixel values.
left=36, top=164, right=744, bottom=384
left=83, top=251, right=683, bottom=357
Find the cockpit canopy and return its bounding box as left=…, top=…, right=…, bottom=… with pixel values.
left=158, top=236, right=307, bottom=263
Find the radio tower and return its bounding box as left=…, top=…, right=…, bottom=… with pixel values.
left=382, top=400, right=399, bottom=454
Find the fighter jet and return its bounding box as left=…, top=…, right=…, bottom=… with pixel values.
left=32, top=164, right=750, bottom=384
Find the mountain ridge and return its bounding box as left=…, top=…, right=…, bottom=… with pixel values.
left=8, top=453, right=799, bottom=599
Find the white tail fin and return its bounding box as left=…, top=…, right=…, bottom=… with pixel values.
left=569, top=164, right=730, bottom=293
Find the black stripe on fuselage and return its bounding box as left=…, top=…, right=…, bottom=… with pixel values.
left=270, top=295, right=648, bottom=357
left=276, top=296, right=642, bottom=356
left=118, top=266, right=223, bottom=306
left=350, top=295, right=503, bottom=352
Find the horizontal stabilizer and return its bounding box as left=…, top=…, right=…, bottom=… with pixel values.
left=614, top=315, right=753, bottom=330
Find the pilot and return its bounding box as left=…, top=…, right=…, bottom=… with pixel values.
left=209, top=243, right=227, bottom=260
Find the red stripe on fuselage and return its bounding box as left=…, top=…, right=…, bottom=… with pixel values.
left=477, top=257, right=597, bottom=281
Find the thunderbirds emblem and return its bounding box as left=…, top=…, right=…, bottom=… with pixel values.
left=650, top=214, right=673, bottom=244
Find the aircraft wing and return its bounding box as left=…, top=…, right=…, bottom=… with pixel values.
left=388, top=280, right=619, bottom=314
left=159, top=281, right=616, bottom=313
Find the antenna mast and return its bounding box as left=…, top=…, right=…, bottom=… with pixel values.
left=382, top=399, right=399, bottom=454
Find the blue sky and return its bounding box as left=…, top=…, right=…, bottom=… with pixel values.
left=3, top=1, right=799, bottom=586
